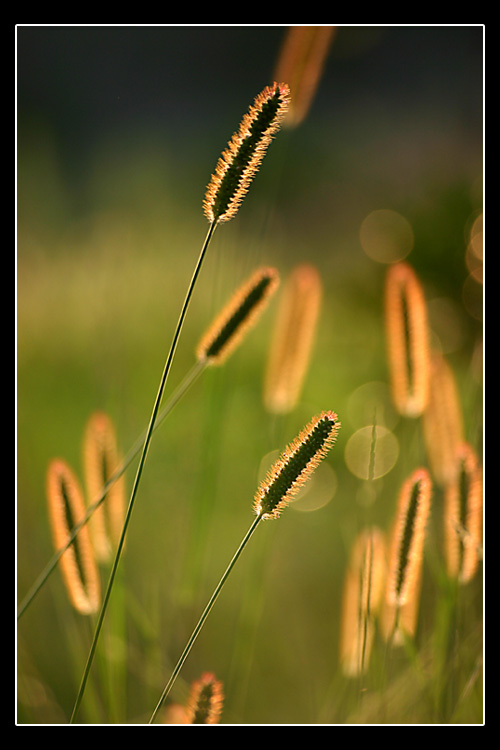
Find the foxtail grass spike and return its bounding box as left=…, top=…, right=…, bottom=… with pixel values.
left=263, top=263, right=322, bottom=414
left=185, top=672, right=224, bottom=725
left=254, top=410, right=340, bottom=519
left=386, top=467, right=432, bottom=608
left=273, top=26, right=336, bottom=128
left=385, top=262, right=430, bottom=418
left=339, top=527, right=387, bottom=677
left=149, top=410, right=340, bottom=723
left=423, top=350, right=465, bottom=487
left=381, top=469, right=432, bottom=645
left=444, top=442, right=483, bottom=584
left=203, top=82, right=290, bottom=224
left=196, top=266, right=280, bottom=366
left=83, top=411, right=125, bottom=563
left=46, top=459, right=101, bottom=615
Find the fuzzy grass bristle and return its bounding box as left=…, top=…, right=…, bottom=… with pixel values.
left=263, top=263, right=322, bottom=414
left=185, top=672, right=224, bottom=724
left=254, top=410, right=340, bottom=519
left=203, top=83, right=290, bottom=224
left=444, top=442, right=483, bottom=584
left=381, top=468, right=432, bottom=645
left=46, top=458, right=101, bottom=615
left=385, top=262, right=430, bottom=418
left=273, top=26, right=336, bottom=128
left=423, top=350, right=465, bottom=487
left=83, top=411, right=125, bottom=563
left=339, top=527, right=387, bottom=677
left=386, top=467, right=432, bottom=608
left=196, top=266, right=280, bottom=365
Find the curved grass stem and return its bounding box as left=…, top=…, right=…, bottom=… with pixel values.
left=70, top=220, right=217, bottom=723
left=149, top=514, right=262, bottom=724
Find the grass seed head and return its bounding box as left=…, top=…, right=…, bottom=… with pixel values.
left=273, top=26, right=336, bottom=128
left=340, top=526, right=387, bottom=677
left=386, top=467, right=432, bottom=608
left=254, top=410, right=340, bottom=519
left=83, top=411, right=126, bottom=562
left=263, top=263, right=322, bottom=414
left=385, top=262, right=430, bottom=418
left=444, top=442, right=483, bottom=584
left=423, top=350, right=465, bottom=487
left=46, top=458, right=101, bottom=615
left=185, top=672, right=224, bottom=725
left=196, top=266, right=280, bottom=366
left=203, top=82, right=290, bottom=224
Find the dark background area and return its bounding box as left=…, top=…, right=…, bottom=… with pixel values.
left=17, top=25, right=482, bottom=210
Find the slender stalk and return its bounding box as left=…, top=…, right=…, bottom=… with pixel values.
left=70, top=221, right=217, bottom=723
left=17, top=358, right=206, bottom=620
left=149, top=514, right=262, bottom=724
left=149, top=409, right=340, bottom=724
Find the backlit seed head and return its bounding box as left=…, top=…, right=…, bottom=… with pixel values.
left=273, top=26, right=336, bottom=128
left=339, top=527, right=387, bottom=677
left=263, top=263, right=322, bottom=414
left=203, top=83, right=290, bottom=224
left=46, top=458, right=101, bottom=615
left=385, top=262, right=430, bottom=418
left=83, top=411, right=126, bottom=562
left=254, top=410, right=340, bottom=519
left=185, top=672, right=224, bottom=725
left=423, top=350, right=465, bottom=487
left=444, top=442, right=483, bottom=584
left=196, top=266, right=280, bottom=366
left=386, top=467, right=432, bottom=608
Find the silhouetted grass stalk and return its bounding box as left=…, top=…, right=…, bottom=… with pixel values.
left=70, top=84, right=290, bottom=722
left=149, top=514, right=262, bottom=724
left=70, top=220, right=217, bottom=722
left=149, top=410, right=340, bottom=723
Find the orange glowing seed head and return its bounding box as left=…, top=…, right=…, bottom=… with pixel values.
left=46, top=458, right=101, bottom=615
left=203, top=83, right=290, bottom=224
left=254, top=410, right=340, bottom=520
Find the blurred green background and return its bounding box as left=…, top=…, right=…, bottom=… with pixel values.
left=17, top=25, right=483, bottom=724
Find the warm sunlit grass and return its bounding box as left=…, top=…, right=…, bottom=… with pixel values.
left=17, top=47, right=483, bottom=724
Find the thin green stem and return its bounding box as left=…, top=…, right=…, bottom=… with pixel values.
left=70, top=220, right=217, bottom=723
left=149, top=514, right=263, bottom=724
left=17, top=358, right=207, bottom=620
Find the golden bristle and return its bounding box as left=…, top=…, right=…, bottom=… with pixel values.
left=263, top=263, right=322, bottom=415
left=83, top=411, right=126, bottom=563
left=422, top=350, right=465, bottom=487
left=273, top=26, right=336, bottom=127
left=381, top=468, right=432, bottom=644
left=203, top=83, right=290, bottom=224
left=254, top=410, right=340, bottom=519
left=196, top=266, right=280, bottom=366
left=46, top=458, right=101, bottom=615
left=385, top=467, right=432, bottom=608
left=185, top=672, right=224, bottom=725
left=384, top=262, right=430, bottom=418
left=339, top=527, right=387, bottom=677
left=444, top=442, right=483, bottom=584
